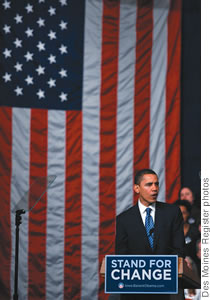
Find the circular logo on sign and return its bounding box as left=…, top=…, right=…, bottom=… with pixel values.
left=118, top=282, right=124, bottom=289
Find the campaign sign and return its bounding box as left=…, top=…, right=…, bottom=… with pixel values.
left=105, top=255, right=178, bottom=294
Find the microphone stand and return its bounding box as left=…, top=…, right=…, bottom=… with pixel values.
left=12, top=175, right=56, bottom=300
left=13, top=209, right=25, bottom=300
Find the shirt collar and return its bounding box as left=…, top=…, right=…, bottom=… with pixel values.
left=138, top=200, right=156, bottom=215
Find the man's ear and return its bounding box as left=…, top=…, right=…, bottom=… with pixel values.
left=133, top=184, right=140, bottom=194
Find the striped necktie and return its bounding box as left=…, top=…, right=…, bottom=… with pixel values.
left=145, top=207, right=154, bottom=249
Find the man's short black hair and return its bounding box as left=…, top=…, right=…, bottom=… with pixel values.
left=174, top=199, right=192, bottom=213
left=134, top=169, right=157, bottom=185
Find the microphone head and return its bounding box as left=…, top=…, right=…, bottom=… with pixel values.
left=149, top=228, right=154, bottom=235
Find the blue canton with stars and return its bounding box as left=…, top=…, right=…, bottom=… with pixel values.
left=0, top=0, right=84, bottom=110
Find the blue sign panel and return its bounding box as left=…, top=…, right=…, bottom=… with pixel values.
left=105, top=255, right=178, bottom=294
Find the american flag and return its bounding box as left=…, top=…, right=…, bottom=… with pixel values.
left=0, top=0, right=182, bottom=299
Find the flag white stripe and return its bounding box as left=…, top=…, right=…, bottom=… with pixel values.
left=10, top=108, right=31, bottom=299
left=46, top=110, right=66, bottom=300
left=116, top=0, right=136, bottom=215
left=150, top=0, right=170, bottom=202
left=81, top=0, right=103, bottom=299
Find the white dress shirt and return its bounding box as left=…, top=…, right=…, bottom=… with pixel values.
left=138, top=200, right=156, bottom=226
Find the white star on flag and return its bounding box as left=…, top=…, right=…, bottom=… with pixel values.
left=59, top=20, right=67, bottom=30
left=3, top=25, right=11, bottom=34
left=59, top=45, right=67, bottom=54
left=14, top=86, right=23, bottom=96
left=48, top=30, right=56, bottom=40
left=25, top=4, right=33, bottom=13
left=47, top=78, right=56, bottom=88
left=59, top=0, right=67, bottom=6
left=37, top=41, right=45, bottom=51
left=25, top=28, right=34, bottom=37
left=37, top=18, right=45, bottom=27
left=59, top=68, right=67, bottom=78
left=48, top=7, right=56, bottom=16
left=37, top=89, right=45, bottom=99
left=24, top=51, right=33, bottom=61
left=14, top=62, right=23, bottom=72
left=25, top=75, right=34, bottom=85
left=3, top=48, right=12, bottom=58
left=2, top=1, right=11, bottom=10
left=3, top=72, right=11, bottom=82
left=48, top=54, right=56, bottom=64
left=36, top=65, right=45, bottom=75
left=14, top=14, right=23, bottom=24
left=14, top=38, right=22, bottom=48
left=59, top=92, right=68, bottom=102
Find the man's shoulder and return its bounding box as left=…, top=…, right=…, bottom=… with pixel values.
left=117, top=201, right=179, bottom=219
left=156, top=201, right=180, bottom=213
left=156, top=201, right=175, bottom=207
left=117, top=204, right=137, bottom=220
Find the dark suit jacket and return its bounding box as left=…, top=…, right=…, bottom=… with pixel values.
left=115, top=202, right=185, bottom=300
left=115, top=201, right=185, bottom=257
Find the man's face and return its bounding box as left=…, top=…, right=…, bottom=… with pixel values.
left=134, top=174, right=159, bottom=207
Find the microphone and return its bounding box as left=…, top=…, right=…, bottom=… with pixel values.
left=149, top=228, right=154, bottom=236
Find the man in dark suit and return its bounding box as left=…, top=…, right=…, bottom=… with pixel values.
left=115, top=169, right=185, bottom=300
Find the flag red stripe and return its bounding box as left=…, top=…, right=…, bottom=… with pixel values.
left=165, top=0, right=182, bottom=203
left=133, top=1, right=153, bottom=201
left=99, top=0, right=120, bottom=298
left=28, top=109, right=48, bottom=300
left=64, top=111, right=82, bottom=300
left=0, top=107, right=12, bottom=300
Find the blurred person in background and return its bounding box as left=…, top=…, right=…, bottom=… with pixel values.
left=194, top=239, right=201, bottom=278
left=179, top=187, right=200, bottom=226
left=174, top=200, right=200, bottom=262
left=184, top=240, right=201, bottom=300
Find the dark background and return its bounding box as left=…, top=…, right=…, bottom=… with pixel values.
left=181, top=0, right=201, bottom=205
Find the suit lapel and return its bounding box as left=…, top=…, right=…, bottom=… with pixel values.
left=153, top=202, right=163, bottom=251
